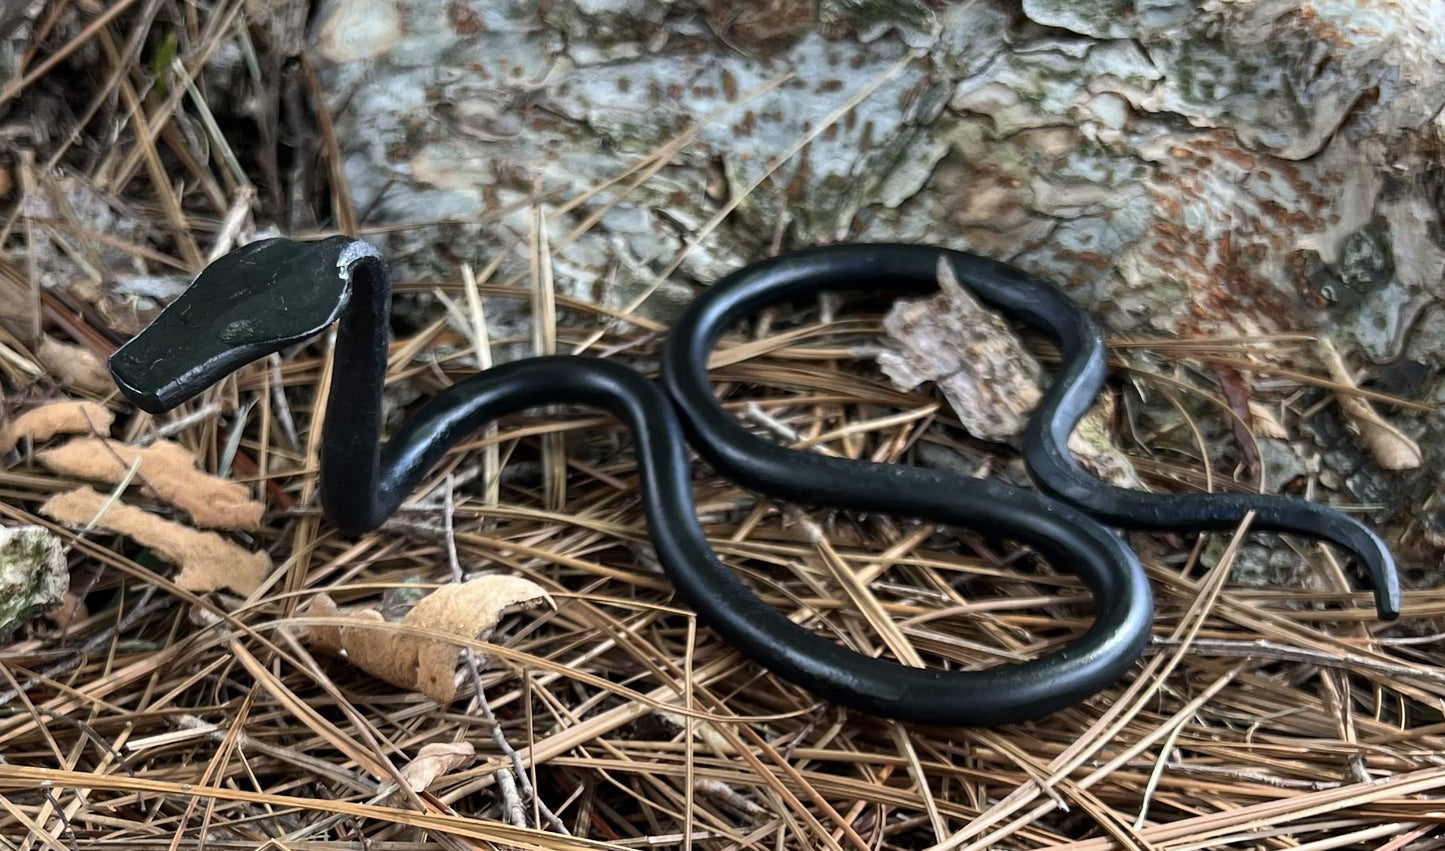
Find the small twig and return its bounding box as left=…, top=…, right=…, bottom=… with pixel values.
left=744, top=403, right=842, bottom=457
left=138, top=401, right=226, bottom=445
left=161, top=714, right=374, bottom=794
left=40, top=788, right=77, bottom=850
left=442, top=477, right=571, bottom=835
left=495, top=768, right=527, bottom=828
left=267, top=353, right=301, bottom=451
left=205, top=186, right=256, bottom=262
left=1132, top=712, right=1189, bottom=829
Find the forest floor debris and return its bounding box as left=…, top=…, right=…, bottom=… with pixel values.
left=0, top=4, right=1441, bottom=851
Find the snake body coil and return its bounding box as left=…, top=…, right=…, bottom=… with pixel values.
left=107, top=237, right=1399, bottom=726
left=662, top=245, right=1400, bottom=621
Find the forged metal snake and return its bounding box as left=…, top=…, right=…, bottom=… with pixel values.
left=107, top=237, right=1400, bottom=726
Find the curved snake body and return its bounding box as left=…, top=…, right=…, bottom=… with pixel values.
left=107, top=237, right=1399, bottom=725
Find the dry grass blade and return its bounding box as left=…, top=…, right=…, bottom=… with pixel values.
left=0, top=765, right=628, bottom=851
left=0, top=0, right=144, bottom=107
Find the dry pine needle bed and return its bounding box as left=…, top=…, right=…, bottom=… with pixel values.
left=0, top=4, right=1443, bottom=851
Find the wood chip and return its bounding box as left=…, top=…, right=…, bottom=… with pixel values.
left=37, top=438, right=264, bottom=530
left=40, top=487, right=270, bottom=595
left=0, top=400, right=113, bottom=453
left=306, top=575, right=555, bottom=704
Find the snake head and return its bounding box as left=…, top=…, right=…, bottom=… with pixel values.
left=109, top=236, right=378, bottom=414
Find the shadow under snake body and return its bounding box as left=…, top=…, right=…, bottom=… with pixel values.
left=108, top=237, right=1400, bottom=726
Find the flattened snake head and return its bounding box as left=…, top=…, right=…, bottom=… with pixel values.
left=109, top=236, right=368, bottom=414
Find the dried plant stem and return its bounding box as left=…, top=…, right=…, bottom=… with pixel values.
left=444, top=477, right=571, bottom=835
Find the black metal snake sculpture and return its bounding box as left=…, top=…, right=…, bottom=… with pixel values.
left=107, top=237, right=1400, bottom=726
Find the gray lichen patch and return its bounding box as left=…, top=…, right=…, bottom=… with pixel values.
left=0, top=526, right=68, bottom=639
left=1023, top=0, right=1194, bottom=40
left=545, top=32, right=936, bottom=240
left=315, top=0, right=1445, bottom=344
left=1122, top=1, right=1445, bottom=159
left=1024, top=0, right=1140, bottom=40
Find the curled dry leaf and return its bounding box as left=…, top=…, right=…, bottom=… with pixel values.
left=40, top=487, right=270, bottom=595
left=1067, top=396, right=1148, bottom=491
left=1213, top=364, right=1261, bottom=480
left=305, top=575, right=555, bottom=704
left=1246, top=401, right=1290, bottom=440
left=1317, top=339, right=1422, bottom=471
left=37, top=438, right=263, bottom=530
left=35, top=336, right=114, bottom=395
left=397, top=742, right=477, bottom=794
left=0, top=400, right=113, bottom=453
left=657, top=710, right=736, bottom=753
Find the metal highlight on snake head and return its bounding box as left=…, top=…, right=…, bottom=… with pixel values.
left=108, top=236, right=371, bottom=414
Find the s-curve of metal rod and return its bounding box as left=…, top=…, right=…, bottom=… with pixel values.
left=660, top=245, right=1400, bottom=622
left=106, top=236, right=1395, bottom=726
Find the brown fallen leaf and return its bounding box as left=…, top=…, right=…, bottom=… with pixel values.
left=40, top=487, right=270, bottom=595
left=1213, top=364, right=1261, bottom=480
left=35, top=336, right=114, bottom=395
left=1317, top=339, right=1422, bottom=471
left=37, top=438, right=263, bottom=530
left=397, top=742, right=476, bottom=794
left=0, top=400, right=113, bottom=453
left=48, top=591, right=89, bottom=630
left=306, top=575, right=555, bottom=704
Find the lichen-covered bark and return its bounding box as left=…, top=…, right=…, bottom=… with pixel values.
left=0, top=526, right=67, bottom=639
left=314, top=0, right=952, bottom=319
left=315, top=0, right=1445, bottom=340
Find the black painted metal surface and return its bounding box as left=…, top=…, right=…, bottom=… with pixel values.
left=108, top=237, right=1399, bottom=725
